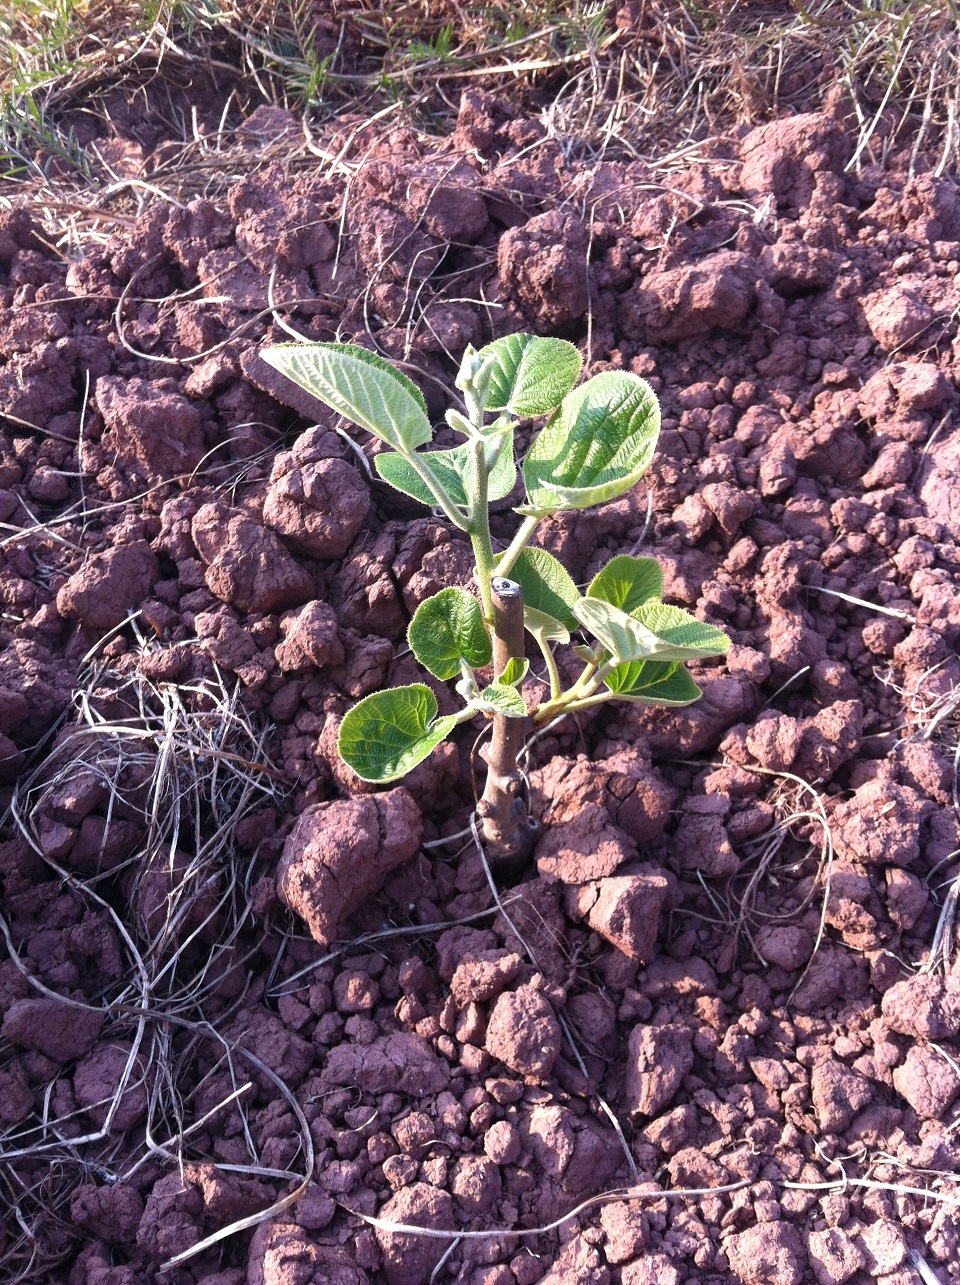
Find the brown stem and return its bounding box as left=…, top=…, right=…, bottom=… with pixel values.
left=478, top=576, right=537, bottom=873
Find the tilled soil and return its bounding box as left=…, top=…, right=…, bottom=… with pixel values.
left=1, top=86, right=960, bottom=1285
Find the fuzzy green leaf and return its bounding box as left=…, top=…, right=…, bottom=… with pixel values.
left=522, top=371, right=659, bottom=512
left=573, top=596, right=661, bottom=665
left=261, top=343, right=432, bottom=452
left=477, top=334, right=582, bottom=418
left=523, top=605, right=570, bottom=646
left=632, top=600, right=731, bottom=661
left=408, top=588, right=492, bottom=681
left=375, top=429, right=516, bottom=507
left=338, top=685, right=458, bottom=783
left=603, top=660, right=703, bottom=706
left=509, top=547, right=580, bottom=631
left=574, top=596, right=729, bottom=665
left=497, top=657, right=529, bottom=687
left=588, top=555, right=663, bottom=613
left=475, top=683, right=528, bottom=717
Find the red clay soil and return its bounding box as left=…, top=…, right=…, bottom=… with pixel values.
left=1, top=85, right=960, bottom=1285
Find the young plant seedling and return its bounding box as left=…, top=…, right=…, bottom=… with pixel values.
left=261, top=335, right=730, bottom=867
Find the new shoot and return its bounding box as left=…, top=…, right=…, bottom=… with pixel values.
left=261, top=335, right=730, bottom=866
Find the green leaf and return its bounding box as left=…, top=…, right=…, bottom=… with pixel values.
left=522, top=371, right=660, bottom=512
left=523, top=605, right=570, bottom=646
left=574, top=597, right=730, bottom=665
left=632, top=600, right=730, bottom=661
left=508, top=547, right=580, bottom=630
left=338, top=685, right=458, bottom=783
left=603, top=660, right=703, bottom=706
left=375, top=429, right=516, bottom=507
left=261, top=343, right=432, bottom=452
left=408, top=588, right=492, bottom=681
left=321, top=344, right=429, bottom=417
left=475, top=683, right=528, bottom=718
left=497, top=657, right=529, bottom=687
left=588, top=555, right=663, bottom=613
left=573, top=596, right=662, bottom=665
left=477, top=334, right=583, bottom=418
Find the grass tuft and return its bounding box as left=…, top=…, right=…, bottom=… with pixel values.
left=0, top=651, right=296, bottom=1281
left=2, top=0, right=959, bottom=204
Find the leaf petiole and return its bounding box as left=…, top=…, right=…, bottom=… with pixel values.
left=400, top=450, right=470, bottom=531
left=535, top=632, right=563, bottom=702
left=539, top=690, right=617, bottom=719
left=468, top=431, right=496, bottom=621
left=495, top=514, right=541, bottom=578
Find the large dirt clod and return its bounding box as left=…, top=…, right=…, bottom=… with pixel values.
left=485, top=984, right=563, bottom=1081
left=1, top=996, right=104, bottom=1061
left=625, top=1023, right=694, bottom=1118
left=277, top=790, right=423, bottom=945
left=275, top=600, right=345, bottom=672
left=263, top=428, right=370, bottom=560
left=572, top=869, right=669, bottom=962
left=620, top=250, right=760, bottom=342
left=57, top=541, right=159, bottom=632
left=248, top=1221, right=369, bottom=1285
left=725, top=1222, right=806, bottom=1285
left=532, top=748, right=675, bottom=845
left=191, top=501, right=314, bottom=614
left=738, top=111, right=851, bottom=207
left=95, top=376, right=206, bottom=482
left=535, top=803, right=638, bottom=883
left=374, top=1183, right=456, bottom=1285
left=497, top=210, right=590, bottom=330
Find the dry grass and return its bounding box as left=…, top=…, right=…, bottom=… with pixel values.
left=870, top=657, right=960, bottom=973
left=677, top=761, right=838, bottom=982
left=0, top=650, right=304, bottom=1281
left=2, top=0, right=959, bottom=209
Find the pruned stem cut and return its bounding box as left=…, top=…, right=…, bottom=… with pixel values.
left=478, top=576, right=537, bottom=871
